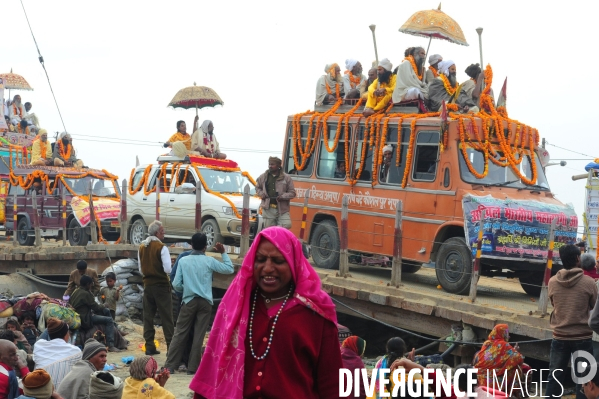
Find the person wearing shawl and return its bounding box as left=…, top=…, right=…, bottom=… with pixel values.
left=52, top=132, right=83, bottom=168
left=391, top=47, right=429, bottom=104
left=30, top=130, right=52, bottom=166
left=363, top=58, right=396, bottom=117
left=164, top=119, right=195, bottom=151
left=341, top=336, right=366, bottom=399
left=473, top=324, right=526, bottom=394
left=428, top=60, right=478, bottom=113
left=122, top=356, right=174, bottom=399
left=425, top=54, right=443, bottom=85
left=316, top=63, right=344, bottom=106
left=88, top=371, right=123, bottom=399
left=191, top=120, right=226, bottom=159
left=57, top=338, right=108, bottom=399
left=372, top=337, right=407, bottom=398
left=190, top=226, right=342, bottom=399
left=343, top=59, right=366, bottom=100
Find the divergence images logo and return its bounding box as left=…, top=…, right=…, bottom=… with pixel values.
left=572, top=350, right=597, bottom=385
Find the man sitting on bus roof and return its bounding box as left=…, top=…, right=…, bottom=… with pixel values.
left=315, top=63, right=344, bottom=106
left=363, top=58, right=396, bottom=117
left=424, top=54, right=443, bottom=85
left=428, top=60, right=477, bottom=113
left=361, top=67, right=377, bottom=100
left=191, top=120, right=227, bottom=159
left=53, top=132, right=84, bottom=168
left=23, top=102, right=40, bottom=127
left=30, top=129, right=52, bottom=166
left=8, top=95, right=26, bottom=125
left=343, top=59, right=366, bottom=102
left=391, top=47, right=429, bottom=104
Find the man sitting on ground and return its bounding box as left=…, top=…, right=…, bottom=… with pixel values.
left=392, top=47, right=429, bottom=104
left=363, top=58, right=396, bottom=117
left=428, top=60, right=477, bottom=113
left=58, top=338, right=108, bottom=399
left=315, top=63, right=344, bottom=106
left=343, top=59, right=366, bottom=101
left=52, top=132, right=83, bottom=168
left=425, top=54, right=443, bottom=85
left=30, top=129, right=52, bottom=166
left=191, top=120, right=226, bottom=159
left=64, top=260, right=100, bottom=297
left=32, top=318, right=81, bottom=390
left=69, top=276, right=121, bottom=352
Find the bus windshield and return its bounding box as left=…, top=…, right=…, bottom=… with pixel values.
left=198, top=169, right=256, bottom=195
left=62, top=177, right=119, bottom=197
left=459, top=148, right=550, bottom=190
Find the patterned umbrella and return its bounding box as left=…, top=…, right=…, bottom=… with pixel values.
left=399, top=4, right=469, bottom=46
left=0, top=69, right=34, bottom=91
left=168, top=83, right=223, bottom=115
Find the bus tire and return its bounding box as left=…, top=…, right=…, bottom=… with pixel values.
left=310, top=219, right=340, bottom=270
left=519, top=272, right=544, bottom=297
left=435, top=237, right=472, bottom=295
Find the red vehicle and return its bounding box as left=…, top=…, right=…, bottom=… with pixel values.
left=5, top=165, right=121, bottom=246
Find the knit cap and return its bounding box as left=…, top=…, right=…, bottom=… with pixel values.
left=46, top=317, right=68, bottom=340
left=82, top=338, right=107, bottom=360
left=22, top=369, right=53, bottom=398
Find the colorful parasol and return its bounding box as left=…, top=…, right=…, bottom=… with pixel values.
left=168, top=83, right=223, bottom=115
left=399, top=4, right=469, bottom=46
left=0, top=69, right=34, bottom=91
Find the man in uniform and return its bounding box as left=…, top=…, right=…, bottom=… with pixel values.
left=256, top=157, right=296, bottom=229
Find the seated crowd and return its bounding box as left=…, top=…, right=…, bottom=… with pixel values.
left=315, top=48, right=490, bottom=116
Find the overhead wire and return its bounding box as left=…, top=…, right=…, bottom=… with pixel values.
left=19, top=0, right=68, bottom=133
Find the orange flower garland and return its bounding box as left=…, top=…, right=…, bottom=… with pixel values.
left=404, top=56, right=423, bottom=80
left=429, top=66, right=438, bottom=78
left=325, top=81, right=341, bottom=99
left=439, top=74, right=457, bottom=96
left=345, top=71, right=362, bottom=88
left=57, top=141, right=72, bottom=161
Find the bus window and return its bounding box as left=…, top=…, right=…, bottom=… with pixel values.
left=380, top=126, right=410, bottom=185
left=285, top=122, right=314, bottom=177
left=8, top=184, right=25, bottom=196
left=412, top=131, right=440, bottom=182
left=353, top=126, right=374, bottom=182
left=317, top=125, right=346, bottom=180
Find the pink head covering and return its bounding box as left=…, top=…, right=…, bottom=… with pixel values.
left=189, top=226, right=337, bottom=399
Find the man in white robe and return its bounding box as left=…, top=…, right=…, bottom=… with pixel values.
left=191, top=120, right=227, bottom=159
left=342, top=59, right=366, bottom=100
left=23, top=102, right=40, bottom=127
left=424, top=54, right=443, bottom=85
left=8, top=95, right=26, bottom=125
left=428, top=60, right=478, bottom=113
left=315, top=63, right=344, bottom=106
left=391, top=47, right=429, bottom=104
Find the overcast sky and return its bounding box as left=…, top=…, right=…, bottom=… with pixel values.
left=3, top=0, right=598, bottom=235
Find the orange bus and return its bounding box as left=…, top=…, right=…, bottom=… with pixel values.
left=282, top=105, right=576, bottom=296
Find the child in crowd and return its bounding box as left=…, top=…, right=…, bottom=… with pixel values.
left=5, top=319, right=32, bottom=354
left=20, top=311, right=40, bottom=348
left=99, top=272, right=121, bottom=320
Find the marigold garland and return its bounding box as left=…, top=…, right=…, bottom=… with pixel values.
left=439, top=74, right=457, bottom=96
left=404, top=56, right=423, bottom=80
left=57, top=141, right=72, bottom=161
left=345, top=71, right=361, bottom=88
left=428, top=66, right=438, bottom=78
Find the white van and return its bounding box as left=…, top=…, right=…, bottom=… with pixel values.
left=127, top=156, right=262, bottom=250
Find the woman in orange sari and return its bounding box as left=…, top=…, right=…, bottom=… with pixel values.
left=473, top=324, right=526, bottom=393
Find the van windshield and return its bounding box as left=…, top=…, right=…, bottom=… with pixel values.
left=459, top=148, right=550, bottom=190
left=62, top=177, right=118, bottom=197
left=198, top=169, right=256, bottom=195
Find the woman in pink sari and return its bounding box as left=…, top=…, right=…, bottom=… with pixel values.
left=190, top=226, right=342, bottom=399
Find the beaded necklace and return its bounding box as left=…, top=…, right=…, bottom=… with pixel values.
left=249, top=284, right=294, bottom=360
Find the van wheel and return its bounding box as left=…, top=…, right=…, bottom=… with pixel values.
left=201, top=219, right=223, bottom=252
left=16, top=218, right=35, bottom=246
left=519, top=272, right=544, bottom=297
left=68, top=218, right=90, bottom=247
left=435, top=237, right=472, bottom=295
left=310, top=220, right=340, bottom=269
left=129, top=219, right=147, bottom=246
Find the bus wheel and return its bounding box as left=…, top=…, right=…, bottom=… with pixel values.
left=435, top=237, right=472, bottom=295
left=519, top=272, right=544, bottom=297
left=310, top=219, right=340, bottom=269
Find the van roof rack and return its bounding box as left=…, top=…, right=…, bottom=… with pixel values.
left=157, top=155, right=190, bottom=164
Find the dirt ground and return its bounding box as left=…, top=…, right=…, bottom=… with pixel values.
left=107, top=319, right=197, bottom=398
